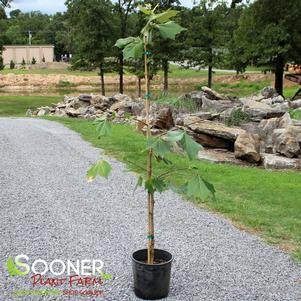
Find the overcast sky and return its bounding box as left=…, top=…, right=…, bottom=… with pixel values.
left=8, top=0, right=195, bottom=14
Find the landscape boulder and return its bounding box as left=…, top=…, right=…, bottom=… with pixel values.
left=184, top=115, right=244, bottom=149
left=260, top=86, right=279, bottom=99
left=152, top=107, right=174, bottom=129
left=201, top=96, right=237, bottom=113
left=234, top=132, right=261, bottom=163
left=272, top=126, right=301, bottom=158
left=262, top=153, right=300, bottom=170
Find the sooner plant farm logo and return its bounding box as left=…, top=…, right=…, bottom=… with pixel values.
left=5, top=255, right=113, bottom=298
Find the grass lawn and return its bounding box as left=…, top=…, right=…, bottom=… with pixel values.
left=41, top=116, right=301, bottom=261
left=0, top=95, right=62, bottom=116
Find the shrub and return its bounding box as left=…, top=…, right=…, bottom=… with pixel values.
left=225, top=108, right=250, bottom=126
left=0, top=56, right=4, bottom=70
left=42, top=56, right=45, bottom=63
left=290, top=109, right=301, bottom=120
left=21, top=58, right=26, bottom=66
left=31, top=57, right=36, bottom=65
left=10, top=60, right=15, bottom=69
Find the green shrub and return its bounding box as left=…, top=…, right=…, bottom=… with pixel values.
left=290, top=109, right=301, bottom=120
left=225, top=108, right=250, bottom=126
left=10, top=60, right=15, bottom=69
left=42, top=56, right=46, bottom=63
left=21, top=58, right=26, bottom=66
left=0, top=56, right=4, bottom=70
left=31, top=57, right=37, bottom=65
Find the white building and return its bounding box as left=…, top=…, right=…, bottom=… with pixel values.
left=2, top=45, right=54, bottom=65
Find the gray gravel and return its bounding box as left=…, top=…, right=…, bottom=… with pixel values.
left=0, top=118, right=300, bottom=301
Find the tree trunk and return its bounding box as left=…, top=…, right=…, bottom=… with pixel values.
left=275, top=57, right=284, bottom=96
left=100, top=65, right=105, bottom=96
left=144, top=36, right=154, bottom=265
left=162, top=59, right=169, bottom=95
left=137, top=77, right=141, bottom=98
left=208, top=48, right=213, bottom=88
left=119, top=54, right=124, bottom=94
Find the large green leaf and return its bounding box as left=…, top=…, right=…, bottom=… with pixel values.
left=150, top=9, right=179, bottom=23
left=186, top=175, right=215, bottom=200
left=94, top=118, right=111, bottom=137
left=153, top=177, right=168, bottom=193
left=115, top=37, right=137, bottom=49
left=87, top=160, right=112, bottom=181
left=157, top=21, right=186, bottom=40
left=180, top=132, right=202, bottom=160
left=122, top=37, right=144, bottom=60
left=166, top=130, right=184, bottom=142
left=147, top=138, right=171, bottom=158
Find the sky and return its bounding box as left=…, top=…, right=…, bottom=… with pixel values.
left=8, top=0, right=195, bottom=15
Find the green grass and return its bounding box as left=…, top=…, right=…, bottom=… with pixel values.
left=0, top=95, right=62, bottom=116
left=41, top=116, right=301, bottom=261
left=290, top=108, right=301, bottom=120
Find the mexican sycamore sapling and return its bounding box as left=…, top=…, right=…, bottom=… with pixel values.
left=87, top=5, right=215, bottom=264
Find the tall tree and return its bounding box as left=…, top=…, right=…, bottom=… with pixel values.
left=114, top=0, right=134, bottom=94
left=147, top=0, right=182, bottom=95
left=185, top=0, right=228, bottom=88
left=233, top=0, right=301, bottom=95
left=66, top=0, right=116, bottom=95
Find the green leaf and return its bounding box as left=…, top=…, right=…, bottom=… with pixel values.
left=138, top=5, right=152, bottom=15
left=150, top=9, right=179, bottom=23
left=134, top=175, right=144, bottom=191
left=147, top=138, right=171, bottom=158
left=155, top=155, right=173, bottom=165
left=180, top=132, right=202, bottom=160
left=153, top=177, right=168, bottom=193
left=115, top=37, right=137, bottom=49
left=94, top=118, right=111, bottom=137
left=122, top=37, right=144, bottom=60
left=186, top=175, right=215, bottom=200
left=144, top=178, right=155, bottom=194
left=6, top=257, right=26, bottom=276
left=166, top=130, right=184, bottom=142
left=157, top=21, right=186, bottom=40
left=87, top=160, right=112, bottom=181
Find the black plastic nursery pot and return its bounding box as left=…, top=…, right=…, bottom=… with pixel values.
left=132, top=249, right=173, bottom=300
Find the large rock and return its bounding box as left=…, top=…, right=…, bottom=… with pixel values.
left=182, top=91, right=204, bottom=106
left=65, top=107, right=81, bottom=117
left=78, top=94, right=92, bottom=102
left=110, top=99, right=144, bottom=116
left=258, top=113, right=292, bottom=153
left=289, top=99, right=301, bottom=109
left=234, top=132, right=261, bottom=163
left=37, top=107, right=50, bottom=116
left=110, top=93, right=132, bottom=103
left=260, top=86, right=279, bottom=99
left=262, top=153, right=300, bottom=170
left=241, top=98, right=285, bottom=121
left=201, top=96, right=237, bottom=113
left=272, top=126, right=301, bottom=158
left=184, top=115, right=245, bottom=149
left=91, top=95, right=115, bottom=111
left=201, top=86, right=228, bottom=100
left=153, top=107, right=174, bottom=130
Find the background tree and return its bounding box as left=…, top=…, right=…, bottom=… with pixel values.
left=185, top=0, right=228, bottom=88
left=66, top=0, right=117, bottom=95
left=233, top=0, right=301, bottom=95
left=113, top=0, right=135, bottom=94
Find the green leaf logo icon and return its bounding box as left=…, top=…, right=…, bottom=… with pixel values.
left=98, top=270, right=113, bottom=280
left=6, top=257, right=28, bottom=277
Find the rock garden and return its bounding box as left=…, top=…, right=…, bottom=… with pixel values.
left=33, top=85, right=301, bottom=171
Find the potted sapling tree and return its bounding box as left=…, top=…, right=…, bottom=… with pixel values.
left=87, top=5, right=215, bottom=300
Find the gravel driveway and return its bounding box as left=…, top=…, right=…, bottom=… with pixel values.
left=0, top=118, right=300, bottom=301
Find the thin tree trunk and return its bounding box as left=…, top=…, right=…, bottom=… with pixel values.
left=144, top=36, right=154, bottom=265
left=119, top=54, right=124, bottom=94
left=275, top=57, right=284, bottom=96
left=208, top=48, right=213, bottom=88
left=137, top=77, right=141, bottom=98
left=100, top=65, right=105, bottom=96
left=162, top=59, right=169, bottom=95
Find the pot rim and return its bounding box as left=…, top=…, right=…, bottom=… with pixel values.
left=132, top=248, right=173, bottom=266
